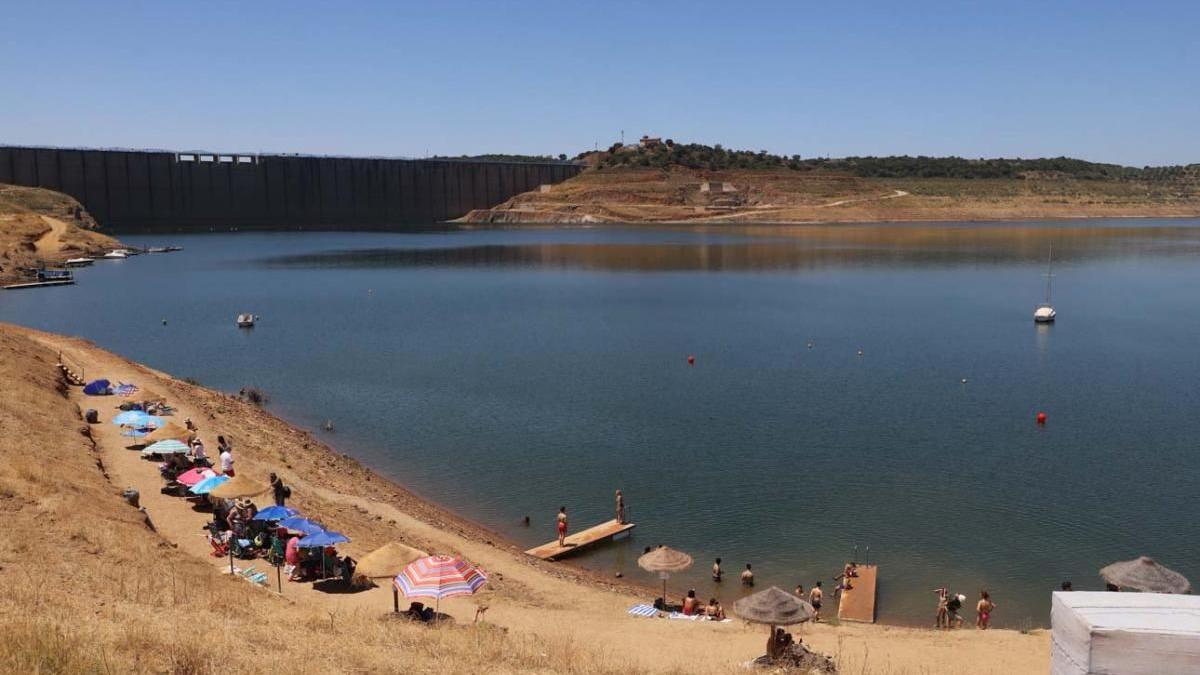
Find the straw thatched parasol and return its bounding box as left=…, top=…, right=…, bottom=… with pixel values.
left=637, top=546, right=693, bottom=604
left=356, top=542, right=429, bottom=579
left=734, top=586, right=816, bottom=660
left=144, top=422, right=191, bottom=443
left=1100, top=556, right=1192, bottom=594
left=733, top=586, right=816, bottom=626
left=208, top=474, right=270, bottom=500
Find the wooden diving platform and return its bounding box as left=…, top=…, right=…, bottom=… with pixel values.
left=525, top=519, right=636, bottom=561
left=837, top=563, right=878, bottom=623
left=4, top=279, right=75, bottom=290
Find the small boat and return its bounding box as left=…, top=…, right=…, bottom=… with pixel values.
left=164, top=246, right=184, bottom=252
left=1034, top=245, right=1056, bottom=323
left=101, top=250, right=128, bottom=260
left=37, top=269, right=73, bottom=282
left=236, top=313, right=256, bottom=328
left=147, top=246, right=169, bottom=253
left=65, top=257, right=94, bottom=267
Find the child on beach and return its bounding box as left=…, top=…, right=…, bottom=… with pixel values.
left=976, top=591, right=995, bottom=629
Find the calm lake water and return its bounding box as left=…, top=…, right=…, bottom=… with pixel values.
left=4, top=221, right=1199, bottom=626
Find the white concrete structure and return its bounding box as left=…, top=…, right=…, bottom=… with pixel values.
left=1051, top=591, right=1200, bottom=674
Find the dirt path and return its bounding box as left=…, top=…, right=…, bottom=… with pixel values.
left=34, top=215, right=67, bottom=255
left=20, top=328, right=1050, bottom=674
left=817, top=189, right=910, bottom=208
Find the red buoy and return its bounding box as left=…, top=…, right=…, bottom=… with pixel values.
left=687, top=355, right=696, bottom=366
left=1036, top=411, right=1047, bottom=425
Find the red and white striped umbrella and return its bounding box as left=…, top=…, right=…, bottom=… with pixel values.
left=393, top=555, right=487, bottom=604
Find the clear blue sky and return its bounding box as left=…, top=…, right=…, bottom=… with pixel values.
left=2, top=1, right=1197, bottom=166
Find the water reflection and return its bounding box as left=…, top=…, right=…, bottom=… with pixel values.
left=260, top=224, right=1200, bottom=272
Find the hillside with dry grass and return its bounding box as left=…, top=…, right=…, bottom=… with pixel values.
left=0, top=184, right=120, bottom=282
left=458, top=147, right=1200, bottom=225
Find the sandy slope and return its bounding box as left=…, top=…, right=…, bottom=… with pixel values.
left=8, top=325, right=1049, bottom=673
left=0, top=184, right=119, bottom=282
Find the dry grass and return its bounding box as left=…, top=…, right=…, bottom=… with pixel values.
left=0, top=329, right=644, bottom=674
left=0, top=184, right=119, bottom=281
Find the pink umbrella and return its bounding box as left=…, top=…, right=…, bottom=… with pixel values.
left=176, top=467, right=216, bottom=487
left=393, top=555, right=487, bottom=615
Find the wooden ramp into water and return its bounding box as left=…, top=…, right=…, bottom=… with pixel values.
left=837, top=563, right=878, bottom=623
left=525, top=519, right=636, bottom=561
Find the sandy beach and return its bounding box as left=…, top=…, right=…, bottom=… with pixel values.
left=0, top=322, right=1049, bottom=673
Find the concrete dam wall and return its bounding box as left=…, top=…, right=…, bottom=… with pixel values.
left=0, top=146, right=581, bottom=231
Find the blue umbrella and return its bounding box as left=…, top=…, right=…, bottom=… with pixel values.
left=122, top=428, right=151, bottom=438
left=112, top=410, right=152, bottom=426
left=190, top=474, right=230, bottom=495
left=83, top=379, right=111, bottom=396
left=278, top=517, right=325, bottom=536
left=298, top=530, right=350, bottom=548
left=253, top=505, right=299, bottom=522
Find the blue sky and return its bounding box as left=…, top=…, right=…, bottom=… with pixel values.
left=1, top=1, right=1196, bottom=165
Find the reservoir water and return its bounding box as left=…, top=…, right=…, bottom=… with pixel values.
left=4, top=221, right=1199, bottom=626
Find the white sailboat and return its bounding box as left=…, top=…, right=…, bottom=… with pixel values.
left=1034, top=245, right=1056, bottom=323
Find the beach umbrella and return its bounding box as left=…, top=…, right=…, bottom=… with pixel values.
left=252, top=505, right=299, bottom=522
left=638, top=545, right=693, bottom=604
left=356, top=542, right=428, bottom=578
left=733, top=586, right=816, bottom=656
left=278, top=517, right=326, bottom=536
left=112, top=410, right=154, bottom=426
left=122, top=428, right=151, bottom=438
left=83, top=379, right=111, bottom=396
left=298, top=530, right=350, bottom=548
left=190, top=474, right=230, bottom=495
left=141, top=439, right=189, bottom=456
left=1100, top=556, right=1192, bottom=594
left=176, top=467, right=216, bottom=487
left=733, top=586, right=816, bottom=626
left=394, top=555, right=487, bottom=615
left=145, top=422, right=190, bottom=443
left=208, top=475, right=270, bottom=500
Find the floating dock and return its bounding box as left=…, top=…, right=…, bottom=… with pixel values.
left=837, top=563, right=878, bottom=623
left=525, top=519, right=636, bottom=561
left=4, top=279, right=75, bottom=290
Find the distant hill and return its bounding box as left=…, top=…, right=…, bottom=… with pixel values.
left=458, top=142, right=1200, bottom=225
left=583, top=141, right=1199, bottom=181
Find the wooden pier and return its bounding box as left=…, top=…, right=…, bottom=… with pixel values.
left=525, top=519, right=636, bottom=561
left=837, top=563, right=878, bottom=623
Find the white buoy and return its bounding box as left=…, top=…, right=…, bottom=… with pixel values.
left=961, top=378, right=968, bottom=384
left=857, top=349, right=864, bottom=356
left=807, top=341, right=814, bottom=349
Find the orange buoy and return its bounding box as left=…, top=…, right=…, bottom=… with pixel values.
left=687, top=355, right=696, bottom=366
left=1036, top=411, right=1047, bottom=425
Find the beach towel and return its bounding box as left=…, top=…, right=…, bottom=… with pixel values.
left=114, top=383, right=139, bottom=397
left=666, top=611, right=731, bottom=623
left=628, top=604, right=658, bottom=618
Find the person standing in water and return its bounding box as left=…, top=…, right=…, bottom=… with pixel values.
left=615, top=490, right=626, bottom=524
left=712, top=558, right=723, bottom=582
left=741, top=563, right=754, bottom=586
left=976, top=590, right=995, bottom=630
left=556, top=506, right=568, bottom=546
left=809, top=582, right=823, bottom=622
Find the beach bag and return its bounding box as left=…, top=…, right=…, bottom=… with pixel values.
left=85, top=409, right=98, bottom=423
